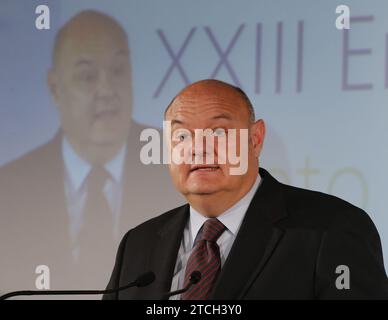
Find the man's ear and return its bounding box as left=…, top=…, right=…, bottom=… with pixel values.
left=250, top=119, right=265, bottom=158
left=47, top=68, right=60, bottom=105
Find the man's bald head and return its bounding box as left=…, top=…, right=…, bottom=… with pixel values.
left=165, top=79, right=255, bottom=123
left=52, top=10, right=129, bottom=69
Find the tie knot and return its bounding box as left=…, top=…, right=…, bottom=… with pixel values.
left=200, top=218, right=226, bottom=242
left=87, top=166, right=110, bottom=191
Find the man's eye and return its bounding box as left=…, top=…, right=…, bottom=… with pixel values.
left=214, top=128, right=226, bottom=137
left=174, top=131, right=191, bottom=141
left=178, top=133, right=188, bottom=141
left=76, top=71, right=97, bottom=83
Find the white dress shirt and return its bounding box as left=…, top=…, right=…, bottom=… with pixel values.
left=169, top=173, right=262, bottom=299
left=62, top=138, right=126, bottom=260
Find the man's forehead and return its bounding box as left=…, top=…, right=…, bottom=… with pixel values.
left=61, top=11, right=126, bottom=38
left=62, top=28, right=127, bottom=52
left=172, top=97, right=234, bottom=113
left=54, top=11, right=128, bottom=66
left=180, top=81, right=241, bottom=99
left=168, top=92, right=244, bottom=119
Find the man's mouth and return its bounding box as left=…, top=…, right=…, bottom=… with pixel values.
left=190, top=165, right=220, bottom=172
left=94, top=108, right=120, bottom=120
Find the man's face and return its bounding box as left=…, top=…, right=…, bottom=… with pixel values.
left=166, top=85, right=264, bottom=200
left=48, top=20, right=132, bottom=150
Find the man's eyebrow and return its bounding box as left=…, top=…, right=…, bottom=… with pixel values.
left=74, top=59, right=93, bottom=67
left=211, top=113, right=233, bottom=120
left=170, top=119, right=184, bottom=126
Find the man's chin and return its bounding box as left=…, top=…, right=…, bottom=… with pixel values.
left=186, top=185, right=221, bottom=196
left=89, top=132, right=125, bottom=147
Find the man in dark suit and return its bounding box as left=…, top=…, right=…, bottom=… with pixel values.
left=0, top=11, right=182, bottom=292
left=104, top=79, right=388, bottom=299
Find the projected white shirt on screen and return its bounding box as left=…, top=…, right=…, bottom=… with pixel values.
left=62, top=138, right=126, bottom=261
left=169, top=173, right=262, bottom=300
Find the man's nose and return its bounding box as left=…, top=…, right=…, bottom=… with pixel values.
left=96, top=71, right=115, bottom=98
left=191, top=135, right=214, bottom=162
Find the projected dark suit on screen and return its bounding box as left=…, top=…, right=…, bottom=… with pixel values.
left=0, top=10, right=182, bottom=291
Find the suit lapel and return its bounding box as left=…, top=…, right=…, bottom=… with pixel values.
left=20, top=131, right=73, bottom=266
left=148, top=205, right=189, bottom=299
left=118, top=134, right=138, bottom=234
left=40, top=132, right=72, bottom=253
left=211, top=168, right=287, bottom=299
left=118, top=121, right=157, bottom=234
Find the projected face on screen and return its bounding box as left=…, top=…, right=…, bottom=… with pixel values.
left=47, top=11, right=132, bottom=164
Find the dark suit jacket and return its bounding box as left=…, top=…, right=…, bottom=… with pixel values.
left=0, top=121, right=183, bottom=291
left=103, top=168, right=388, bottom=299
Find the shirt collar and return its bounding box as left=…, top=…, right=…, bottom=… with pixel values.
left=105, top=144, right=127, bottom=183
left=62, top=137, right=127, bottom=191
left=189, top=173, right=262, bottom=244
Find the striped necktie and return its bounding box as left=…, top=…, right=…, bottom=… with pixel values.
left=181, top=218, right=226, bottom=300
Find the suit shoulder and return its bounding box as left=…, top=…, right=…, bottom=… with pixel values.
left=0, top=137, right=58, bottom=179
left=279, top=183, right=377, bottom=236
